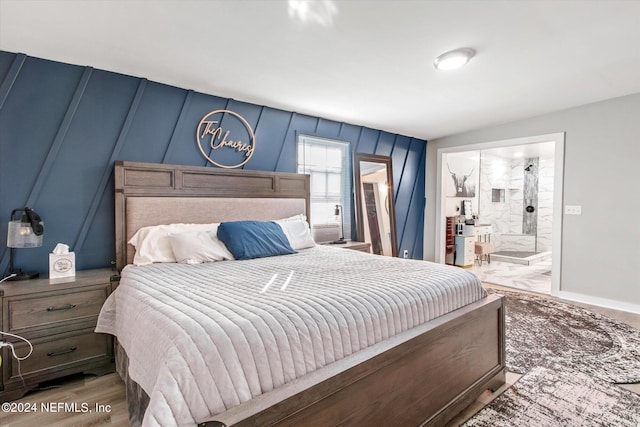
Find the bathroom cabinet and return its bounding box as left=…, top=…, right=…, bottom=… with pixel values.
left=455, top=235, right=476, bottom=267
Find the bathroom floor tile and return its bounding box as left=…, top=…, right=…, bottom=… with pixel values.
left=470, top=259, right=552, bottom=294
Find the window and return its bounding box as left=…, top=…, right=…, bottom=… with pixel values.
left=297, top=135, right=351, bottom=239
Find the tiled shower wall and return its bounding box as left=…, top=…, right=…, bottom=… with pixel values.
left=478, top=153, right=554, bottom=252
left=536, top=156, right=554, bottom=252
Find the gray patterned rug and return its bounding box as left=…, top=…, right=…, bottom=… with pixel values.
left=463, top=366, right=640, bottom=426
left=489, top=289, right=640, bottom=384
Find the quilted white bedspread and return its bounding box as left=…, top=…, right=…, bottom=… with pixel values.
left=96, top=245, right=486, bottom=426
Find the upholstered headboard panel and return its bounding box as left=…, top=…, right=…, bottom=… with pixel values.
left=114, top=161, right=310, bottom=270
left=123, top=197, right=306, bottom=265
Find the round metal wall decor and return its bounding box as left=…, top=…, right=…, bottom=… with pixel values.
left=196, top=109, right=256, bottom=168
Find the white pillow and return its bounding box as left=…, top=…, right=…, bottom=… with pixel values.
left=169, top=230, right=234, bottom=264
left=128, top=223, right=223, bottom=265
left=274, top=214, right=316, bottom=250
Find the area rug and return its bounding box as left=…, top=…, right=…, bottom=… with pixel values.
left=462, top=366, right=640, bottom=426
left=488, top=289, right=640, bottom=384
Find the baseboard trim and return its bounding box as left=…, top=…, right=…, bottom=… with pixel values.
left=557, top=291, right=640, bottom=315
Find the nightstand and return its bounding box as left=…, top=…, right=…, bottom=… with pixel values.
left=0, top=268, right=115, bottom=402
left=325, top=240, right=372, bottom=253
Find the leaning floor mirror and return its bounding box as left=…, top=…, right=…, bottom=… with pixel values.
left=354, top=153, right=398, bottom=257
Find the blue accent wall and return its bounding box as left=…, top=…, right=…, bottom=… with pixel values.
left=0, top=51, right=426, bottom=275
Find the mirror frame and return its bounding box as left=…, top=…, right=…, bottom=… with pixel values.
left=354, top=153, right=398, bottom=257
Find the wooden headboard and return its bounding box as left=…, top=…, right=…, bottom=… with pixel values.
left=114, top=161, right=310, bottom=270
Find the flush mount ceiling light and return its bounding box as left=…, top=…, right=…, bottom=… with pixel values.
left=433, top=48, right=476, bottom=71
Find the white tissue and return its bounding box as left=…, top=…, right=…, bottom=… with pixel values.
left=52, top=243, right=70, bottom=255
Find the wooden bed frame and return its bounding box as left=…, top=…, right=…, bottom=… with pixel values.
left=114, top=160, right=505, bottom=427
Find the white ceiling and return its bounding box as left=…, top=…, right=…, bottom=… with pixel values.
left=1, top=0, right=640, bottom=141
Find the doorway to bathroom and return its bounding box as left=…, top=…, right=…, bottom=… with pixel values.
left=435, top=133, right=565, bottom=296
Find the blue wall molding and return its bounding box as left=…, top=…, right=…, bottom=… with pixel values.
left=0, top=51, right=426, bottom=274
left=73, top=78, right=148, bottom=257
left=26, top=67, right=94, bottom=209
left=0, top=53, right=26, bottom=111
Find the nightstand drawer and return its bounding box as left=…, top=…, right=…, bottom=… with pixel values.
left=8, top=287, right=108, bottom=333
left=5, top=330, right=111, bottom=380
left=0, top=269, right=114, bottom=401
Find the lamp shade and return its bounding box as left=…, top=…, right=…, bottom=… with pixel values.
left=7, top=220, right=44, bottom=248
left=6, top=207, right=44, bottom=281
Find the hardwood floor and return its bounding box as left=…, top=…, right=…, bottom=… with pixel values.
left=0, top=373, right=128, bottom=427
left=2, top=285, right=638, bottom=427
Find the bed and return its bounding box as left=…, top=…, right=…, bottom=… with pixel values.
left=98, top=160, right=505, bottom=427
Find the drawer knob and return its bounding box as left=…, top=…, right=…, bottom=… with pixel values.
left=46, top=304, right=77, bottom=312
left=47, top=346, right=77, bottom=357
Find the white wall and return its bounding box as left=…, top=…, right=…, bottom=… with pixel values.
left=426, top=93, right=640, bottom=311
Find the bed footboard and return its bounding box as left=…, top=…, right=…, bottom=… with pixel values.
left=199, top=294, right=505, bottom=427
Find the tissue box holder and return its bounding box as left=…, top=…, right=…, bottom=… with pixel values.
left=49, top=252, right=76, bottom=279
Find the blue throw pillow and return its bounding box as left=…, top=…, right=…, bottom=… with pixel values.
left=217, top=220, right=296, bottom=260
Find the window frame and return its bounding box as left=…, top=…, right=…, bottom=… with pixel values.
left=296, top=134, right=352, bottom=240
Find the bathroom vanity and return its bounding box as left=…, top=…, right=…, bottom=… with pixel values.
left=454, top=224, right=493, bottom=267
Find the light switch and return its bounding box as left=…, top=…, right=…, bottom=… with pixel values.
left=564, top=205, right=582, bottom=215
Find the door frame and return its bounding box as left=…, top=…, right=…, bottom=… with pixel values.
left=433, top=132, right=565, bottom=295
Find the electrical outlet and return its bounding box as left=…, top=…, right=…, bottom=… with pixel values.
left=564, top=205, right=582, bottom=215
left=403, top=250, right=409, bottom=259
